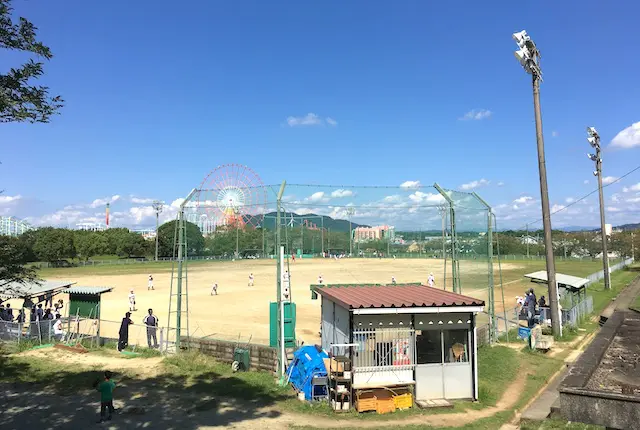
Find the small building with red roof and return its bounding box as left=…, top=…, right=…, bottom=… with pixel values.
left=311, top=282, right=485, bottom=403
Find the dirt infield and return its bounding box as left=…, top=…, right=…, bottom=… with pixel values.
left=41, top=258, right=525, bottom=346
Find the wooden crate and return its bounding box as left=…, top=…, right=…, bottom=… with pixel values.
left=375, top=391, right=396, bottom=415
left=356, top=391, right=377, bottom=413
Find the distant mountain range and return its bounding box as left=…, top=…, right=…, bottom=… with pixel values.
left=247, top=212, right=369, bottom=233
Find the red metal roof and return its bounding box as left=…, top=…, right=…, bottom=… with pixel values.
left=314, top=284, right=484, bottom=309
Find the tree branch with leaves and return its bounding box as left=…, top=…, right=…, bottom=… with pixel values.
left=0, top=0, right=63, bottom=123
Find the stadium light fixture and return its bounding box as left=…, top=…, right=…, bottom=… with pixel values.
left=512, top=29, right=560, bottom=336
left=587, top=126, right=611, bottom=290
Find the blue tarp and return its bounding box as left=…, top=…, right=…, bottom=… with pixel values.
left=286, top=345, right=328, bottom=400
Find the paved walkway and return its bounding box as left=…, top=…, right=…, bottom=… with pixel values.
left=520, top=275, right=640, bottom=424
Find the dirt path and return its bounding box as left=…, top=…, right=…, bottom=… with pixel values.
left=9, top=347, right=526, bottom=429
left=197, top=368, right=527, bottom=429
left=17, top=347, right=164, bottom=378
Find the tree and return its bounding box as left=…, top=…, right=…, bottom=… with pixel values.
left=157, top=220, right=204, bottom=257
left=1, top=0, right=63, bottom=123
left=0, top=235, right=38, bottom=289
left=32, top=228, right=76, bottom=263
left=74, top=231, right=108, bottom=261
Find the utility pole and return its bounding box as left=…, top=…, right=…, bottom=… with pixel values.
left=526, top=223, right=530, bottom=258
left=587, top=127, right=611, bottom=290
left=346, top=207, right=355, bottom=256
left=152, top=201, right=164, bottom=261
left=513, top=30, right=562, bottom=337
left=632, top=232, right=635, bottom=261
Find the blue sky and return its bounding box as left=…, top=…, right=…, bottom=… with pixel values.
left=1, top=0, right=640, bottom=230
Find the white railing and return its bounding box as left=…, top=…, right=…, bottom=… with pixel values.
left=585, top=257, right=634, bottom=284
left=352, top=327, right=416, bottom=371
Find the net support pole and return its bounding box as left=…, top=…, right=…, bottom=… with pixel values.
left=175, top=188, right=196, bottom=351
left=474, top=192, right=495, bottom=343
left=434, top=183, right=459, bottom=293
left=275, top=181, right=286, bottom=377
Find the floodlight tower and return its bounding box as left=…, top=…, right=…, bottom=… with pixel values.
left=152, top=201, right=164, bottom=261
left=512, top=30, right=562, bottom=337
left=346, top=207, right=355, bottom=256
left=587, top=127, right=611, bottom=290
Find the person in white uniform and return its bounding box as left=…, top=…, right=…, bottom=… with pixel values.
left=248, top=273, right=254, bottom=287
left=128, top=290, right=136, bottom=312
left=148, top=275, right=154, bottom=291
left=427, top=273, right=435, bottom=288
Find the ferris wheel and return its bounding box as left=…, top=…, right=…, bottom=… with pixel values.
left=197, top=164, right=267, bottom=229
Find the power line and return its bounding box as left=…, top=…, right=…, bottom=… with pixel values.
left=518, top=163, right=640, bottom=230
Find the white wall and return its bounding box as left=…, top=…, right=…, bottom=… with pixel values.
left=354, top=368, right=414, bottom=387
left=320, top=297, right=350, bottom=351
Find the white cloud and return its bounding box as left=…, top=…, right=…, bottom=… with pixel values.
left=130, top=196, right=156, bottom=204
left=383, top=195, right=402, bottom=203
left=565, top=197, right=575, bottom=203
left=610, top=121, right=640, bottom=149
left=497, top=181, right=505, bottom=187
left=606, top=206, right=621, bottom=212
left=460, top=179, right=490, bottom=190
left=286, top=113, right=337, bottom=127
left=622, top=183, right=640, bottom=193
left=626, top=196, right=640, bottom=203
left=459, top=109, right=492, bottom=121
left=513, top=196, right=533, bottom=204
left=551, top=204, right=566, bottom=213
left=551, top=131, right=559, bottom=137
left=331, top=189, right=353, bottom=198
left=0, top=194, right=22, bottom=204
left=90, top=195, right=120, bottom=208
left=305, top=192, right=327, bottom=203
left=583, top=180, right=589, bottom=185
left=408, top=191, right=445, bottom=204
left=601, top=176, right=618, bottom=185
left=400, top=180, right=421, bottom=189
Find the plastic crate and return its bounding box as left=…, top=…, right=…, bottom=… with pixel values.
left=393, top=393, right=412, bottom=409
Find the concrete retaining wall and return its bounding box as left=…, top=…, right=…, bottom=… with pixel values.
left=181, top=337, right=278, bottom=373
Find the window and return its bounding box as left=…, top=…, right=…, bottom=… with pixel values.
left=416, top=329, right=442, bottom=364
left=443, top=329, right=469, bottom=363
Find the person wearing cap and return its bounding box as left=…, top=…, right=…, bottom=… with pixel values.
left=147, top=275, right=154, bottom=291
left=117, top=312, right=133, bottom=352
left=427, top=272, right=435, bottom=288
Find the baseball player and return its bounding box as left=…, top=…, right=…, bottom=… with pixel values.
left=128, top=290, right=136, bottom=312
left=248, top=273, right=254, bottom=287
left=317, top=274, right=323, bottom=284
left=427, top=273, right=435, bottom=288
left=211, top=283, right=218, bottom=296
left=148, top=274, right=154, bottom=291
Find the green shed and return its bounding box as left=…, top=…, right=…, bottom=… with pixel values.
left=66, top=286, right=113, bottom=345
left=66, top=286, right=113, bottom=319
